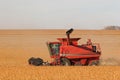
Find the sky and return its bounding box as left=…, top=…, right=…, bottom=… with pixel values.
left=0, top=0, right=120, bottom=29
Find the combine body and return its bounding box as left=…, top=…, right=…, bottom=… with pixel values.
left=29, top=28, right=101, bottom=66
left=46, top=28, right=101, bottom=66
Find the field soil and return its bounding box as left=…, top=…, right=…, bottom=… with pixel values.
left=0, top=29, right=120, bottom=80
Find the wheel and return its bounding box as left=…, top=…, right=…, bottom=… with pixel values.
left=61, top=58, right=71, bottom=66
left=88, top=60, right=99, bottom=66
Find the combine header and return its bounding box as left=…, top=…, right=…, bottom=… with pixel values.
left=28, top=28, right=101, bottom=66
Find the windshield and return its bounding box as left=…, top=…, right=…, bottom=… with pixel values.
left=48, top=43, right=61, bottom=56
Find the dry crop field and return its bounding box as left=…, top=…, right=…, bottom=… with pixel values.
left=0, top=30, right=120, bottom=80
left=0, top=66, right=120, bottom=80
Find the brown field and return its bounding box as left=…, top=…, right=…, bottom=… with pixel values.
left=0, top=66, right=120, bottom=80
left=0, top=29, right=120, bottom=80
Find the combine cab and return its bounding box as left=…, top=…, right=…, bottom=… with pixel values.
left=28, top=28, right=101, bottom=66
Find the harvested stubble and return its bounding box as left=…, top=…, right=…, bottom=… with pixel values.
left=0, top=66, right=120, bottom=80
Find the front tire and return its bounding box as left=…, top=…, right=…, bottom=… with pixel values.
left=61, top=58, right=71, bottom=66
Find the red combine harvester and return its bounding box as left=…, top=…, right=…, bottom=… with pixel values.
left=28, top=28, right=101, bottom=66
